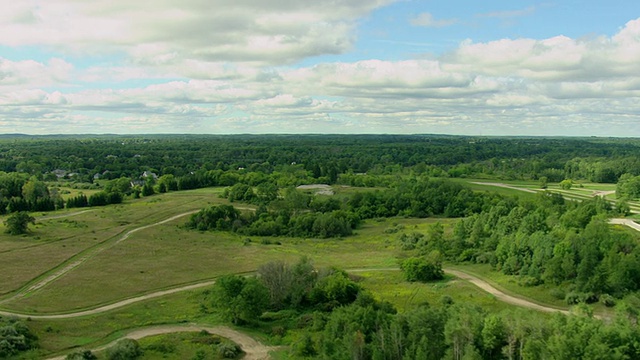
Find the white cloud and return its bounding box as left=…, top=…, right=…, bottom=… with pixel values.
left=0, top=0, right=395, bottom=66
left=0, top=57, right=73, bottom=89
left=4, top=12, right=640, bottom=135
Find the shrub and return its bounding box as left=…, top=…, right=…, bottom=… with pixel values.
left=65, top=349, right=97, bottom=360
left=600, top=294, right=616, bottom=307
left=217, top=341, right=242, bottom=359
left=400, top=257, right=444, bottom=282
left=106, top=339, right=142, bottom=360
left=550, top=288, right=566, bottom=300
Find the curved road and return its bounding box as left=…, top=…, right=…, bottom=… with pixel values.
left=0, top=268, right=569, bottom=319
left=45, top=324, right=276, bottom=360
left=444, top=269, right=569, bottom=315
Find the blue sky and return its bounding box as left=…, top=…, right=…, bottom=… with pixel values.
left=2, top=1, right=640, bottom=136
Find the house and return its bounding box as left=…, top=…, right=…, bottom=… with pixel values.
left=142, top=171, right=158, bottom=180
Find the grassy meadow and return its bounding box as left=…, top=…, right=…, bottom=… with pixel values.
left=0, top=182, right=629, bottom=357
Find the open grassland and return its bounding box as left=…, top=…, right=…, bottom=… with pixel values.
left=28, top=289, right=212, bottom=356
left=53, top=186, right=102, bottom=201
left=2, top=215, right=454, bottom=312
left=356, top=269, right=529, bottom=314
left=0, top=188, right=231, bottom=299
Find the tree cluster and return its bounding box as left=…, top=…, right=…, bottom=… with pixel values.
left=300, top=300, right=640, bottom=360
left=207, top=258, right=362, bottom=325
left=0, top=316, right=38, bottom=358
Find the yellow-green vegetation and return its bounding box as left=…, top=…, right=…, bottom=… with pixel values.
left=1, top=206, right=451, bottom=312
left=135, top=332, right=237, bottom=360
left=27, top=290, right=211, bottom=356
left=355, top=270, right=521, bottom=314
left=447, top=263, right=568, bottom=309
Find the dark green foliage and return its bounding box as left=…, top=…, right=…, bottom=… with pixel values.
left=186, top=205, right=240, bottom=232
left=87, top=191, right=122, bottom=207
left=4, top=211, right=35, bottom=235
left=106, top=338, right=142, bottom=360
left=0, top=316, right=39, bottom=358
left=217, top=341, right=242, bottom=358
left=141, top=183, right=155, bottom=196
left=65, top=349, right=97, bottom=360
left=66, top=193, right=88, bottom=208
left=211, top=275, right=269, bottom=324
left=400, top=256, right=444, bottom=282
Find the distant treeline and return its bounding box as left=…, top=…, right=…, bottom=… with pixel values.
left=2, top=135, right=640, bottom=184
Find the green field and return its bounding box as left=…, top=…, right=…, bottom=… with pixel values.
left=0, top=185, right=629, bottom=358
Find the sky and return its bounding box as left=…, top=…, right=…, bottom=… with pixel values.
left=2, top=1, right=640, bottom=136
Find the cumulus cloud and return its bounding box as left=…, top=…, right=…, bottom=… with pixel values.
left=0, top=0, right=395, bottom=66
left=0, top=57, right=73, bottom=89
left=3, top=9, right=640, bottom=135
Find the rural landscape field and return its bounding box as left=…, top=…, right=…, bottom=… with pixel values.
left=3, top=1, right=640, bottom=359
left=2, top=135, right=640, bottom=359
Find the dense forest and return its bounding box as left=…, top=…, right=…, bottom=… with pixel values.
left=2, top=134, right=640, bottom=215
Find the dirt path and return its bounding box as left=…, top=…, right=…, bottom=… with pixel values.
left=470, top=182, right=538, bottom=193
left=0, top=279, right=217, bottom=319
left=36, top=209, right=94, bottom=221
left=443, top=269, right=570, bottom=315
left=45, top=324, right=277, bottom=360
left=0, top=267, right=567, bottom=319
left=351, top=268, right=570, bottom=315
left=0, top=210, right=199, bottom=304
left=609, top=218, right=640, bottom=232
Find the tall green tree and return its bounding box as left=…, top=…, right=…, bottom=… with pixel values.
left=4, top=211, right=35, bottom=235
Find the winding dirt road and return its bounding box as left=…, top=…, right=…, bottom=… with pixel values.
left=45, top=324, right=276, bottom=360
left=1, top=267, right=573, bottom=359
left=443, top=269, right=570, bottom=315
left=0, top=268, right=569, bottom=319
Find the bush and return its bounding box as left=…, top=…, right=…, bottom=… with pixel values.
left=600, top=294, right=616, bottom=307
left=217, top=341, right=242, bottom=358
left=517, top=276, right=542, bottom=287
left=550, top=288, right=566, bottom=300
left=4, top=211, right=35, bottom=235
left=400, top=257, right=444, bottom=282
left=65, top=349, right=97, bottom=360
left=106, top=339, right=142, bottom=360
left=565, top=292, right=598, bottom=305
left=0, top=316, right=38, bottom=358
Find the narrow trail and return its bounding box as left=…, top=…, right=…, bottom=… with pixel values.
left=443, top=269, right=570, bottom=315
left=36, top=209, right=94, bottom=221
left=0, top=210, right=199, bottom=305
left=0, top=280, right=216, bottom=319
left=470, top=182, right=538, bottom=193
left=609, top=218, right=640, bottom=232
left=45, top=324, right=277, bottom=360
left=351, top=268, right=571, bottom=315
